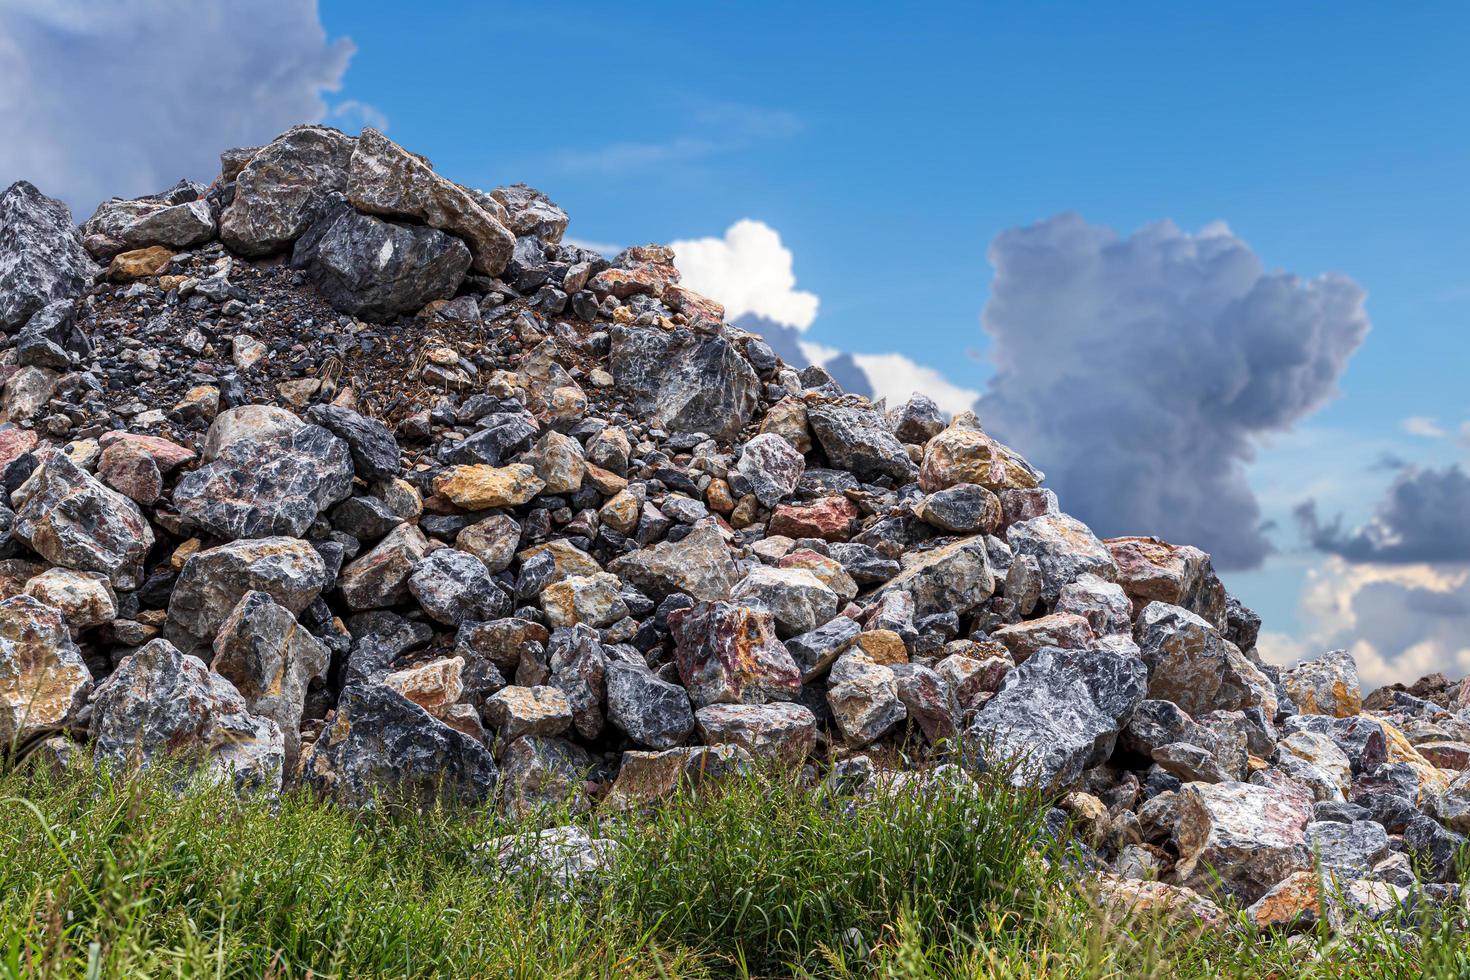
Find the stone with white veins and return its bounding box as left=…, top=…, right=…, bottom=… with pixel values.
left=965, top=646, right=1147, bottom=789
left=408, top=548, right=508, bottom=626
left=167, top=536, right=327, bottom=652
left=1173, top=775, right=1314, bottom=903
left=807, top=403, right=918, bottom=483
left=669, top=600, right=801, bottom=708
left=1134, top=602, right=1276, bottom=718
left=606, top=660, right=696, bottom=750
left=735, top=432, right=806, bottom=508
left=731, top=565, right=840, bottom=639
left=827, top=650, right=907, bottom=747
left=1005, top=513, right=1116, bottom=603
left=219, top=124, right=356, bottom=257
left=0, top=181, right=98, bottom=331
left=694, top=702, right=818, bottom=760
left=91, top=639, right=284, bottom=791
left=873, top=535, right=995, bottom=619
left=12, top=453, right=154, bottom=590
left=1280, top=650, right=1362, bottom=719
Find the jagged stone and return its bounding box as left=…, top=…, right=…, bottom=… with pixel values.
left=735, top=433, right=805, bottom=507
left=1006, top=513, right=1116, bottom=603
left=212, top=591, right=329, bottom=765
left=807, top=403, right=917, bottom=483
left=91, top=639, right=284, bottom=790
left=408, top=548, right=507, bottom=626
left=608, top=324, right=760, bottom=441
left=1173, top=776, right=1314, bottom=903
left=1106, top=536, right=1227, bottom=629
left=609, top=522, right=739, bottom=602
left=731, top=565, right=839, bottom=638
left=965, top=646, right=1147, bottom=788
left=542, top=572, right=628, bottom=629
left=306, top=404, right=401, bottom=481
left=0, top=594, right=91, bottom=743
left=992, top=612, right=1095, bottom=663
left=874, top=535, right=994, bottom=619
left=21, top=568, right=116, bottom=630
left=347, top=128, right=514, bottom=276
left=12, top=453, right=153, bottom=589
left=498, top=735, right=591, bottom=819
left=919, top=425, right=1042, bottom=493
left=485, top=685, right=572, bottom=739
left=669, top=600, right=801, bottom=707
left=605, top=660, right=695, bottom=749
left=0, top=181, right=98, bottom=331
left=167, top=536, right=327, bottom=651
left=175, top=424, right=354, bottom=540
left=304, top=683, right=496, bottom=806
left=338, top=523, right=431, bottom=611
left=694, top=702, right=817, bottom=760
left=1135, top=602, right=1276, bottom=717
left=1280, top=650, right=1362, bottom=718
left=220, top=125, right=356, bottom=256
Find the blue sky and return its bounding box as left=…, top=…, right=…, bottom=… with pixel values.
left=2, top=0, right=1467, bottom=684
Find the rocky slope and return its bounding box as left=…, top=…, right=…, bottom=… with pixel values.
left=1, top=123, right=1468, bottom=932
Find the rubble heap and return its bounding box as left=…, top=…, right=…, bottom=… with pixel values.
left=2, top=124, right=1467, bottom=931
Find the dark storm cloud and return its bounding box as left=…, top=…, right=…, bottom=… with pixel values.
left=1297, top=464, right=1470, bottom=563
left=975, top=213, right=1370, bottom=570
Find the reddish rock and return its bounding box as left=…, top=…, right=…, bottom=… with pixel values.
left=768, top=496, right=860, bottom=541
left=669, top=600, right=802, bottom=708
left=97, top=431, right=196, bottom=472
left=97, top=439, right=163, bottom=504
left=0, top=427, right=37, bottom=469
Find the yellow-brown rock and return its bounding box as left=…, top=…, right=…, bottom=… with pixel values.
left=433, top=463, right=544, bottom=509
left=107, top=245, right=173, bottom=281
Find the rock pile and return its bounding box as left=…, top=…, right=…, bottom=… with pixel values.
left=1, top=124, right=1466, bottom=932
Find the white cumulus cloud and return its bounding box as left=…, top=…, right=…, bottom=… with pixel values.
left=671, top=219, right=820, bottom=330
left=0, top=0, right=373, bottom=216
left=1402, top=416, right=1448, bottom=438
left=850, top=352, right=980, bottom=417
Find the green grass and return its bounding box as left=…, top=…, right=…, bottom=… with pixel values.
left=1, top=758, right=1469, bottom=978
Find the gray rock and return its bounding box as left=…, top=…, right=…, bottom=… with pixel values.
left=499, top=735, right=592, bottom=819
left=965, top=646, right=1148, bottom=788
left=891, top=662, right=959, bottom=744
left=873, top=535, right=994, bottom=619
left=0, top=594, right=91, bottom=743
left=1006, top=513, right=1117, bottom=603
left=12, top=453, right=154, bottom=589
left=1173, top=776, right=1315, bottom=902
left=807, top=403, right=918, bottom=483
left=608, top=324, right=761, bottom=441
left=731, top=565, right=839, bottom=638
left=306, top=404, right=401, bottom=481
left=219, top=124, right=356, bottom=256
left=1135, top=602, right=1276, bottom=717
left=167, top=537, right=327, bottom=651
left=347, top=128, right=514, bottom=276
left=916, top=484, right=1002, bottom=535
left=669, top=600, right=801, bottom=708
left=1306, top=820, right=1391, bottom=880
left=827, top=651, right=907, bottom=747
left=294, top=203, right=472, bottom=319
left=693, top=701, right=818, bottom=760
left=485, top=826, right=616, bottom=900
left=608, top=521, right=739, bottom=602
left=735, top=433, right=805, bottom=507
left=887, top=393, right=946, bottom=444
left=174, top=424, right=354, bottom=540
left=211, top=591, right=330, bottom=765
left=408, top=549, right=507, bottom=626
left=304, top=683, right=497, bottom=807
left=1056, top=574, right=1134, bottom=636
left=344, top=610, right=433, bottom=687
left=547, top=625, right=608, bottom=740
left=785, top=615, right=861, bottom=681
left=339, top=523, right=431, bottom=611
left=91, top=639, right=284, bottom=791
left=606, top=660, right=696, bottom=749
left=0, top=181, right=98, bottom=331
left=490, top=183, right=569, bottom=243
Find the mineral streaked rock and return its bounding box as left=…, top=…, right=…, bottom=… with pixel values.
left=0, top=594, right=91, bottom=742
left=1135, top=602, right=1276, bottom=718
left=1173, top=776, right=1314, bottom=903
left=167, top=536, right=327, bottom=651
left=220, top=124, right=356, bottom=257
left=0, top=181, right=98, bottom=331
left=919, top=425, right=1042, bottom=493
left=174, top=424, right=354, bottom=540
left=669, top=600, right=802, bottom=708
left=12, top=453, right=154, bottom=590
left=694, top=701, right=817, bottom=760
left=212, top=590, right=330, bottom=766
left=306, top=684, right=497, bottom=807
left=873, top=535, right=994, bottom=619
left=609, top=522, right=739, bottom=602
left=1280, top=649, right=1363, bottom=718
left=91, top=639, right=284, bottom=790
left=608, top=324, right=761, bottom=441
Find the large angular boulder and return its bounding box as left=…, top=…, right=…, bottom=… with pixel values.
left=294, top=201, right=472, bottom=318
left=669, top=601, right=802, bottom=708
left=1005, top=513, right=1116, bottom=603
left=219, top=125, right=356, bottom=256
left=609, top=522, right=739, bottom=602
left=827, top=650, right=907, bottom=746
left=12, top=453, right=154, bottom=589
left=0, top=181, right=98, bottom=331
left=484, top=685, right=572, bottom=739
left=304, top=684, right=497, bottom=807
left=965, top=646, right=1148, bottom=788
left=731, top=565, right=840, bottom=638
left=606, top=660, right=696, bottom=749
left=1105, top=536, right=1227, bottom=628
left=491, top=183, right=569, bottom=242
left=174, top=424, right=354, bottom=540
left=338, top=522, right=431, bottom=611
left=1173, top=776, right=1314, bottom=903
left=734, top=432, right=805, bottom=507
left=82, top=193, right=214, bottom=259
left=608, top=325, right=760, bottom=441
left=1280, top=650, right=1362, bottom=718
left=807, top=403, right=917, bottom=483
left=1135, top=602, right=1275, bottom=717
left=91, top=639, right=285, bottom=790
left=305, top=404, right=401, bottom=481
left=408, top=549, right=507, bottom=626
left=0, top=595, right=91, bottom=743
left=346, top=128, right=514, bottom=275
left=694, top=702, right=817, bottom=760
left=873, top=535, right=994, bottom=619
left=167, top=537, right=327, bottom=651
left=211, top=591, right=330, bottom=766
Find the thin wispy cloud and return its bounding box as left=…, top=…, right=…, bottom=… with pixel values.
left=551, top=101, right=800, bottom=177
